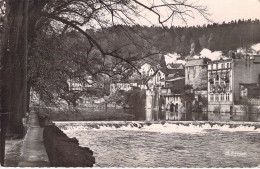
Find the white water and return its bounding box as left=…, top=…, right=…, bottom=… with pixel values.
left=55, top=121, right=260, bottom=134
left=56, top=121, right=260, bottom=167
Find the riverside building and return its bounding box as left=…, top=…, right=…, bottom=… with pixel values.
left=207, top=52, right=260, bottom=114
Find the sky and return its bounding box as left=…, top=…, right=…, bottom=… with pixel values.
left=141, top=0, right=260, bottom=27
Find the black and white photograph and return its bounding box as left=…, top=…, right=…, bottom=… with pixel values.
left=1, top=0, right=260, bottom=168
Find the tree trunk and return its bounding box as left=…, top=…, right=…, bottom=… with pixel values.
left=0, top=0, right=26, bottom=136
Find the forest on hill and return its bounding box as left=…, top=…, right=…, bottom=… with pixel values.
left=95, top=19, right=260, bottom=61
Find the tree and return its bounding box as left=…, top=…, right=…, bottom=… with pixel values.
left=0, top=0, right=209, bottom=137
left=181, top=85, right=195, bottom=121
left=159, top=54, right=166, bottom=67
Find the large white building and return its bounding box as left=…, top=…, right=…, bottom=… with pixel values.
left=207, top=53, right=260, bottom=113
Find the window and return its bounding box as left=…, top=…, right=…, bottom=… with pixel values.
left=227, top=63, right=231, bottom=68
left=226, top=83, right=229, bottom=91
left=216, top=63, right=218, bottom=69
left=210, top=84, right=214, bottom=92
left=220, top=94, right=224, bottom=101
left=215, top=94, right=219, bottom=101
left=210, top=94, right=214, bottom=101
left=221, top=64, right=224, bottom=69
left=226, top=93, right=230, bottom=101
left=193, top=67, right=196, bottom=78
left=216, top=73, right=219, bottom=81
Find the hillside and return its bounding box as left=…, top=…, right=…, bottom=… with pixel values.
left=96, top=19, right=260, bottom=61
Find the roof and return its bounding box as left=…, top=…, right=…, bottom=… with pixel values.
left=111, top=80, right=140, bottom=84
left=185, top=58, right=209, bottom=66
left=141, top=59, right=159, bottom=67
left=149, top=66, right=158, bottom=72
left=167, top=63, right=184, bottom=69
left=159, top=67, right=184, bottom=75
left=165, top=76, right=185, bottom=82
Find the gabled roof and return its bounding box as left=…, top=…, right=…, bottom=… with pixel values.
left=149, top=66, right=158, bottom=72
left=165, top=76, right=185, bottom=82
left=159, top=67, right=185, bottom=76
left=141, top=59, right=160, bottom=68
left=167, top=63, right=184, bottom=69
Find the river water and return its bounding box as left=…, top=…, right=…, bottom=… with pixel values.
left=56, top=121, right=260, bottom=168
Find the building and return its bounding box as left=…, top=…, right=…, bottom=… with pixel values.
left=139, top=63, right=157, bottom=77
left=207, top=58, right=233, bottom=113
left=161, top=75, right=185, bottom=111
left=166, top=63, right=184, bottom=69
left=159, top=66, right=185, bottom=111
left=110, top=82, right=138, bottom=94
left=185, top=58, right=208, bottom=90
left=207, top=53, right=260, bottom=113
left=68, top=76, right=94, bottom=91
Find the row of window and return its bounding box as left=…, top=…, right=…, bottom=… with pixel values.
left=209, top=93, right=230, bottom=101
left=209, top=82, right=230, bottom=92
left=165, top=96, right=180, bottom=102
left=111, top=83, right=131, bottom=89
left=208, top=62, right=231, bottom=70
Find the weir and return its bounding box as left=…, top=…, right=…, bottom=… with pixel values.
left=55, top=121, right=260, bottom=133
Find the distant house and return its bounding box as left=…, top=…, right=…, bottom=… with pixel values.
left=110, top=82, right=138, bottom=95
left=68, top=76, right=94, bottom=91
left=161, top=73, right=185, bottom=111
left=158, top=65, right=185, bottom=111
left=167, top=63, right=184, bottom=69
left=207, top=53, right=260, bottom=114
left=138, top=62, right=159, bottom=89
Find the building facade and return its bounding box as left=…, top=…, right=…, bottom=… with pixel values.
left=208, top=53, right=260, bottom=112
left=207, top=59, right=233, bottom=112
left=185, top=58, right=208, bottom=90
left=110, top=82, right=138, bottom=94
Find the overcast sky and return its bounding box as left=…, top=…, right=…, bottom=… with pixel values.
left=142, top=0, right=260, bottom=27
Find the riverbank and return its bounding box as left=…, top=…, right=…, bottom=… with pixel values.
left=43, top=124, right=95, bottom=167
left=15, top=110, right=95, bottom=167
left=36, top=109, right=95, bottom=167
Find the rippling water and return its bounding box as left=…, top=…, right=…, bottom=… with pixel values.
left=56, top=122, right=260, bottom=168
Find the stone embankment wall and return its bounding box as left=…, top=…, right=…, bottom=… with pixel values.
left=43, top=124, right=95, bottom=167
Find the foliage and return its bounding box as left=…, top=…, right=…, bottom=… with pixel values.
left=124, top=88, right=145, bottom=109
left=104, top=90, right=125, bottom=105
left=21, top=0, right=209, bottom=106
left=102, top=19, right=260, bottom=57
left=0, top=0, right=208, bottom=134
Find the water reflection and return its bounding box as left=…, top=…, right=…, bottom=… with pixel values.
left=50, top=107, right=188, bottom=121
left=128, top=108, right=182, bottom=121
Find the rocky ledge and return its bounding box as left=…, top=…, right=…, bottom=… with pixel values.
left=43, top=124, right=95, bottom=167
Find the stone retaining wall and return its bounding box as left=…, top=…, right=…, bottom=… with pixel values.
left=43, top=124, right=95, bottom=167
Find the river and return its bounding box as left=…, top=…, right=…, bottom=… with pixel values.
left=56, top=121, right=260, bottom=168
